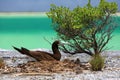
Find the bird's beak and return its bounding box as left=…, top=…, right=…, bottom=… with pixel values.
left=59, top=41, right=70, bottom=46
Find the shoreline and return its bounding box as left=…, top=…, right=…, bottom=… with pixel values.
left=0, top=12, right=120, bottom=17
left=0, top=48, right=120, bottom=52
left=0, top=12, right=47, bottom=17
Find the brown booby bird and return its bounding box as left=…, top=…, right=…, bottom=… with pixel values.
left=13, top=41, right=64, bottom=61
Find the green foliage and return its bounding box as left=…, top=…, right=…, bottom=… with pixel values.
left=99, top=0, right=118, bottom=13
left=47, top=0, right=118, bottom=55
left=89, top=54, right=105, bottom=71
left=47, top=4, right=76, bottom=39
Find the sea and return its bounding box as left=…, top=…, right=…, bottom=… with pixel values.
left=0, top=13, right=120, bottom=50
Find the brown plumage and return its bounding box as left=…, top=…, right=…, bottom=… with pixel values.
left=13, top=41, right=62, bottom=61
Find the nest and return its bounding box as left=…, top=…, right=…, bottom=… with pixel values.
left=0, top=59, right=91, bottom=74
left=18, top=59, right=83, bottom=74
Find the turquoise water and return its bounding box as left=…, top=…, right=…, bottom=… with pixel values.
left=0, top=15, right=57, bottom=50
left=0, top=14, right=120, bottom=50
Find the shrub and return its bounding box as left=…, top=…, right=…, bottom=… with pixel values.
left=0, top=58, right=5, bottom=68
left=89, top=54, right=105, bottom=71
left=47, top=0, right=118, bottom=56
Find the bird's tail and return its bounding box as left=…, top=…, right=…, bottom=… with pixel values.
left=13, top=46, right=40, bottom=60
left=13, top=46, right=30, bottom=55
left=21, top=47, right=30, bottom=54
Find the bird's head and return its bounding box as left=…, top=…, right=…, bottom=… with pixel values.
left=53, top=40, right=69, bottom=46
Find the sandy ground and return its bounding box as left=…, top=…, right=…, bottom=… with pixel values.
left=0, top=49, right=120, bottom=80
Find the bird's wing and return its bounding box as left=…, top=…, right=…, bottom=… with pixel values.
left=29, top=51, right=55, bottom=61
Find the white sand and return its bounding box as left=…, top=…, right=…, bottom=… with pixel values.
left=0, top=12, right=120, bottom=17
left=112, top=12, right=120, bottom=16
left=0, top=12, right=47, bottom=17
left=0, top=50, right=120, bottom=80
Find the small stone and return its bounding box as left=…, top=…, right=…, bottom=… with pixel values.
left=74, top=58, right=81, bottom=64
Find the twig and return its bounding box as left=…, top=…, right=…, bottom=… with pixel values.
left=43, top=37, right=52, bottom=45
